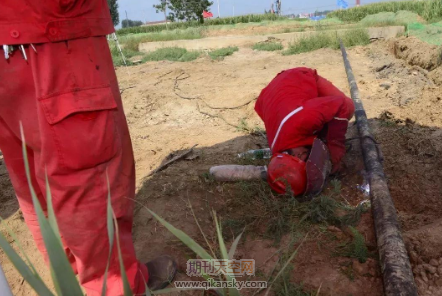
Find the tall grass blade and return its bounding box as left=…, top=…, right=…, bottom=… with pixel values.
left=264, top=234, right=308, bottom=296
left=0, top=217, right=40, bottom=276
left=228, top=232, right=243, bottom=260
left=112, top=210, right=133, bottom=296
left=147, top=209, right=213, bottom=260
left=213, top=212, right=228, bottom=261
left=45, top=174, right=62, bottom=246
left=101, top=172, right=116, bottom=296
left=0, top=232, right=54, bottom=295
left=142, top=276, right=151, bottom=296
left=316, top=283, right=323, bottom=296
left=188, top=199, right=216, bottom=258
left=20, top=123, right=84, bottom=295
left=212, top=212, right=239, bottom=296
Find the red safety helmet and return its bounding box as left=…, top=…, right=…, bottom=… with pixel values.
left=267, top=153, right=307, bottom=196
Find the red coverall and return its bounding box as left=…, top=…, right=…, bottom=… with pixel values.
left=0, top=1, right=148, bottom=295
left=255, top=68, right=355, bottom=168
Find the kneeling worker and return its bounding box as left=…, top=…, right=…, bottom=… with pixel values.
left=255, top=67, right=355, bottom=196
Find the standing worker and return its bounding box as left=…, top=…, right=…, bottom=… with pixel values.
left=0, top=1, right=176, bottom=295
left=255, top=67, right=355, bottom=195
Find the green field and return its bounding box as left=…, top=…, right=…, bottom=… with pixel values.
left=328, top=0, right=442, bottom=22
left=117, top=13, right=283, bottom=35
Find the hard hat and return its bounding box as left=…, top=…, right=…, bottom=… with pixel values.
left=267, top=153, right=307, bottom=196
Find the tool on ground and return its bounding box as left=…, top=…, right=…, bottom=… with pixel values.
left=110, top=32, right=127, bottom=67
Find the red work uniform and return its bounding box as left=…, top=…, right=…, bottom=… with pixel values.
left=0, top=1, right=148, bottom=295
left=255, top=68, right=355, bottom=169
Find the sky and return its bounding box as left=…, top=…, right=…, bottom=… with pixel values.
left=118, top=0, right=394, bottom=26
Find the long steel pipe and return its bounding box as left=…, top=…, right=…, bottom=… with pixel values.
left=340, top=41, right=418, bottom=296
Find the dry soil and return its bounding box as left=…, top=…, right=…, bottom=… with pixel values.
left=1, top=36, right=442, bottom=296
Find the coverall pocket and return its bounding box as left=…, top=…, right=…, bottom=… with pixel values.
left=38, top=85, right=120, bottom=170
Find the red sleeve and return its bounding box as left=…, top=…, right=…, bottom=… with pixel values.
left=298, top=96, right=355, bottom=166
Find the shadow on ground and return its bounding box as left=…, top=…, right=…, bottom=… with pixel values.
left=131, top=114, right=442, bottom=295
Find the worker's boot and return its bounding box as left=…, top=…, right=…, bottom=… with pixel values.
left=146, top=255, right=177, bottom=291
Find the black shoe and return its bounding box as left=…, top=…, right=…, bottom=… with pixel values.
left=146, top=255, right=177, bottom=291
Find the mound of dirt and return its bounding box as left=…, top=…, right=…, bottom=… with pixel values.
left=392, top=36, right=441, bottom=71
left=405, top=220, right=442, bottom=295
left=429, top=67, right=442, bottom=85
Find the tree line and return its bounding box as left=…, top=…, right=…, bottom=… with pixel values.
left=107, top=0, right=214, bottom=27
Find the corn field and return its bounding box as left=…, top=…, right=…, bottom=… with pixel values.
left=328, top=0, right=442, bottom=22
left=117, top=14, right=283, bottom=35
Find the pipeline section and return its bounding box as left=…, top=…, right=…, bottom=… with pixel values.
left=340, top=41, right=418, bottom=296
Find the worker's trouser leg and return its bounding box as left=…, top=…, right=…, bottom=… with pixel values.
left=0, top=36, right=148, bottom=296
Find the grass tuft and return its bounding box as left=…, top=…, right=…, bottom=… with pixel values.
left=272, top=263, right=312, bottom=296
left=209, top=47, right=239, bottom=60
left=283, top=28, right=370, bottom=55
left=109, top=44, right=140, bottom=67
left=142, top=47, right=200, bottom=62
left=236, top=118, right=266, bottom=135
left=334, top=227, right=369, bottom=263
left=226, top=178, right=368, bottom=244
left=253, top=42, right=284, bottom=51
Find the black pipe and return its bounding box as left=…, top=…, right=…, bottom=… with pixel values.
left=340, top=41, right=418, bottom=296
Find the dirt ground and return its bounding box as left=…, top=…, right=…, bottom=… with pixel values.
left=1, top=36, right=442, bottom=295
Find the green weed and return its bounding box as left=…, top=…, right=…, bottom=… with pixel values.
left=334, top=227, right=369, bottom=263
left=142, top=47, right=200, bottom=62
left=109, top=44, right=141, bottom=67
left=222, top=219, right=246, bottom=238
left=272, top=263, right=312, bottom=296
left=283, top=28, right=370, bottom=55
left=208, top=47, right=239, bottom=60
left=0, top=125, right=136, bottom=296
left=236, top=118, right=265, bottom=135
left=226, top=179, right=366, bottom=244
left=339, top=261, right=355, bottom=281
left=253, top=42, right=284, bottom=51
left=340, top=28, right=371, bottom=47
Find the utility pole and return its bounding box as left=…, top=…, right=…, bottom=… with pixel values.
left=162, top=0, right=168, bottom=27
left=233, top=0, right=235, bottom=16
left=217, top=0, right=221, bottom=18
